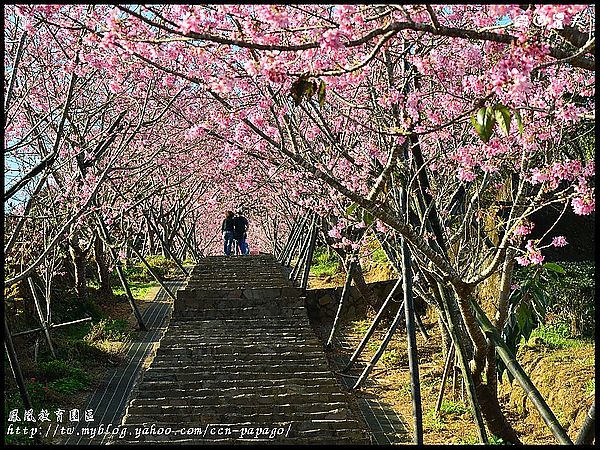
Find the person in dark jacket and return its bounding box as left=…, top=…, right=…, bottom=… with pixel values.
left=232, top=210, right=249, bottom=255
left=221, top=210, right=235, bottom=256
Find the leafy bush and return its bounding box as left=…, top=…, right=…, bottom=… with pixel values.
left=122, top=254, right=180, bottom=282
left=85, top=319, right=131, bottom=342
left=49, top=376, right=89, bottom=395
left=39, top=359, right=73, bottom=381
left=545, top=261, right=594, bottom=337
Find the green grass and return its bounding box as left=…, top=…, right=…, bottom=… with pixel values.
left=380, top=348, right=401, bottom=367
left=351, top=319, right=371, bottom=335
left=528, top=323, right=589, bottom=349
left=423, top=408, right=446, bottom=431
left=310, top=247, right=341, bottom=277
left=111, top=281, right=158, bottom=301
left=454, top=435, right=478, bottom=445
left=584, top=378, right=594, bottom=395
left=371, top=246, right=389, bottom=264
left=438, top=400, right=469, bottom=416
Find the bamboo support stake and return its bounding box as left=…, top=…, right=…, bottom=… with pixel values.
left=437, top=283, right=488, bottom=443
left=352, top=294, right=404, bottom=390
left=143, top=211, right=189, bottom=276
left=28, top=277, right=56, bottom=358
left=11, top=317, right=92, bottom=337
left=283, top=215, right=309, bottom=266
left=471, top=299, right=573, bottom=445
left=277, top=216, right=299, bottom=262
left=414, top=309, right=429, bottom=341
left=290, top=217, right=314, bottom=284
left=4, top=315, right=34, bottom=410
left=575, top=399, right=595, bottom=445
left=300, top=221, right=318, bottom=290
left=435, top=344, right=455, bottom=415
left=400, top=238, right=423, bottom=444
left=342, top=277, right=403, bottom=372
left=326, top=258, right=357, bottom=350
left=128, top=242, right=177, bottom=301
left=95, top=216, right=146, bottom=331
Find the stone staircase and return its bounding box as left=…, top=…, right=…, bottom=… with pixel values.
left=117, top=254, right=370, bottom=444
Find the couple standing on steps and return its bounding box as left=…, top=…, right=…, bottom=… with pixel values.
left=222, top=209, right=250, bottom=256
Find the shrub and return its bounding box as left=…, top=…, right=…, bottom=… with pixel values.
left=85, top=319, right=132, bottom=343
left=121, top=254, right=180, bottom=282
left=39, top=359, right=72, bottom=381
left=546, top=261, right=594, bottom=337
left=49, top=376, right=88, bottom=395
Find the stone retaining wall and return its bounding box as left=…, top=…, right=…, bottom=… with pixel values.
left=305, top=279, right=425, bottom=326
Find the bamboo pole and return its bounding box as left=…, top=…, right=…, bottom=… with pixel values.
left=400, top=238, right=423, bottom=444
left=28, top=277, right=56, bottom=358
left=435, top=344, right=455, bottom=415
left=283, top=214, right=308, bottom=266
left=471, top=299, right=574, bottom=445
left=437, top=283, right=488, bottom=443
left=4, top=315, right=34, bottom=410
left=11, top=317, right=92, bottom=337
left=299, top=218, right=318, bottom=290
left=352, top=287, right=406, bottom=390
left=575, top=399, right=595, bottom=445
left=290, top=218, right=314, bottom=284
left=342, top=277, right=403, bottom=372
left=379, top=235, right=429, bottom=340
left=277, top=217, right=297, bottom=262
left=128, top=242, right=177, bottom=301
left=414, top=308, right=429, bottom=341
left=326, top=258, right=357, bottom=350
left=95, top=216, right=146, bottom=331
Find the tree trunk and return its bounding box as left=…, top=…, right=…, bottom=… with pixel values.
left=472, top=338, right=521, bottom=444
left=350, top=261, right=380, bottom=309
left=453, top=287, right=521, bottom=443
left=69, top=234, right=88, bottom=302
left=94, top=234, right=112, bottom=296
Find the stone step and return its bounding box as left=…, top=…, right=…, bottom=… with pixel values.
left=159, top=334, right=320, bottom=343
left=147, top=362, right=331, bottom=373
left=125, top=399, right=350, bottom=416
left=173, top=296, right=303, bottom=309
left=165, top=318, right=309, bottom=327
left=118, top=255, right=368, bottom=444
left=172, top=306, right=307, bottom=320
left=150, top=356, right=329, bottom=367
left=155, top=342, right=323, bottom=354
left=142, top=370, right=336, bottom=382
left=158, top=335, right=321, bottom=345
left=136, top=377, right=340, bottom=390
left=134, top=383, right=343, bottom=399
left=176, top=289, right=301, bottom=303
